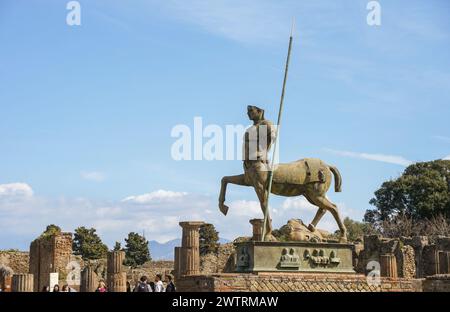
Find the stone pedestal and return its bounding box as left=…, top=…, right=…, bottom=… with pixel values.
left=107, top=272, right=127, bottom=292
left=179, top=221, right=204, bottom=276
left=80, top=267, right=98, bottom=292
left=106, top=251, right=126, bottom=292
left=249, top=219, right=264, bottom=241
left=380, top=254, right=398, bottom=278
left=12, top=273, right=34, bottom=292
left=235, top=241, right=355, bottom=273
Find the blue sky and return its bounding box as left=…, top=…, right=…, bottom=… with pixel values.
left=1, top=0, right=449, bottom=250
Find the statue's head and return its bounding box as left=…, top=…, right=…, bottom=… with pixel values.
left=247, top=105, right=265, bottom=121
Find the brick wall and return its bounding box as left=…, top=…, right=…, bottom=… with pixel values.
left=177, top=273, right=422, bottom=292
left=29, top=232, right=73, bottom=291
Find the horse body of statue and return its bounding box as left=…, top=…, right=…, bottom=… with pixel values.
left=218, top=105, right=347, bottom=242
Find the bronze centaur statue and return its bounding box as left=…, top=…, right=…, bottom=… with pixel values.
left=218, top=106, right=347, bottom=242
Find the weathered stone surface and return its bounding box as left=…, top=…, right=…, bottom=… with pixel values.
left=0, top=265, right=13, bottom=292
left=422, top=274, right=450, bottom=292
left=380, top=254, right=398, bottom=278
left=29, top=232, right=73, bottom=292
left=177, top=273, right=419, bottom=292
left=127, top=260, right=174, bottom=285
left=235, top=241, right=354, bottom=274
left=0, top=251, right=29, bottom=274
left=107, top=272, right=127, bottom=292
left=12, top=273, right=34, bottom=292
left=397, top=245, right=416, bottom=278
left=80, top=266, right=98, bottom=292
left=179, top=221, right=204, bottom=276
left=275, top=219, right=328, bottom=242
left=107, top=251, right=125, bottom=273
left=200, top=243, right=235, bottom=274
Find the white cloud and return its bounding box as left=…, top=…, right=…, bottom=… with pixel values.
left=324, top=148, right=413, bottom=166
left=227, top=200, right=262, bottom=217
left=444, top=155, right=450, bottom=160
left=0, top=183, right=33, bottom=198
left=122, top=189, right=188, bottom=204
left=281, top=197, right=315, bottom=212
left=80, top=171, right=106, bottom=182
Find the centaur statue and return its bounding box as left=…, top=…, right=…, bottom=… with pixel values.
left=218, top=105, right=348, bottom=242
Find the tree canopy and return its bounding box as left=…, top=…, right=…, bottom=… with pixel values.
left=72, top=226, right=108, bottom=260
left=39, top=224, right=62, bottom=239
left=365, top=160, right=450, bottom=225
left=199, top=223, right=219, bottom=255
left=124, top=232, right=151, bottom=267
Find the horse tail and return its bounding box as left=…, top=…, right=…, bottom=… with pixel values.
left=329, top=165, right=342, bottom=192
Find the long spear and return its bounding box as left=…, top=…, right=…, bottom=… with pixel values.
left=262, top=20, right=295, bottom=241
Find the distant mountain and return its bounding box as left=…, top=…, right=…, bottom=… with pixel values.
left=148, top=238, right=231, bottom=260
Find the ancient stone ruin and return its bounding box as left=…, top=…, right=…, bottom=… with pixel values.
left=29, top=231, right=74, bottom=291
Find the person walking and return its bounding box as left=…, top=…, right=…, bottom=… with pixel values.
left=133, top=276, right=152, bottom=292
left=52, top=284, right=60, bottom=292
left=154, top=274, right=165, bottom=292
left=165, top=275, right=176, bottom=292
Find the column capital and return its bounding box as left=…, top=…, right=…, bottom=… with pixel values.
left=179, top=221, right=205, bottom=228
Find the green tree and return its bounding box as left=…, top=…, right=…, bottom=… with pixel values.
left=199, top=223, right=219, bottom=255
left=334, top=217, right=373, bottom=242
left=113, top=241, right=122, bottom=251
left=40, top=224, right=61, bottom=239
left=72, top=226, right=108, bottom=260
left=365, top=160, right=450, bottom=226
left=124, top=232, right=151, bottom=267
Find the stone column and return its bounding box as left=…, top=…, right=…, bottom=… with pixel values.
left=12, top=273, right=34, bottom=292
left=179, top=221, right=204, bottom=276
left=80, top=267, right=98, bottom=292
left=107, top=272, right=127, bottom=292
left=174, top=247, right=181, bottom=279
left=249, top=219, right=264, bottom=241
left=106, top=251, right=126, bottom=292
left=107, top=251, right=125, bottom=273
left=380, top=254, right=398, bottom=278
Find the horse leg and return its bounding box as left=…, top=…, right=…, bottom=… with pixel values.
left=219, top=174, right=248, bottom=216
left=313, top=196, right=347, bottom=243
left=305, top=193, right=326, bottom=232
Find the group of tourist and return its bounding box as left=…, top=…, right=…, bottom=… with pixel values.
left=32, top=274, right=176, bottom=292
left=93, top=273, right=176, bottom=292
left=41, top=284, right=77, bottom=292
left=130, top=274, right=176, bottom=292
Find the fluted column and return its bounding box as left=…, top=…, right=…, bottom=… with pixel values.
left=106, top=251, right=126, bottom=292
left=174, top=246, right=181, bottom=279
left=80, top=267, right=98, bottom=292
left=12, top=273, right=34, bottom=292
left=380, top=254, right=398, bottom=278
left=179, top=221, right=204, bottom=276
